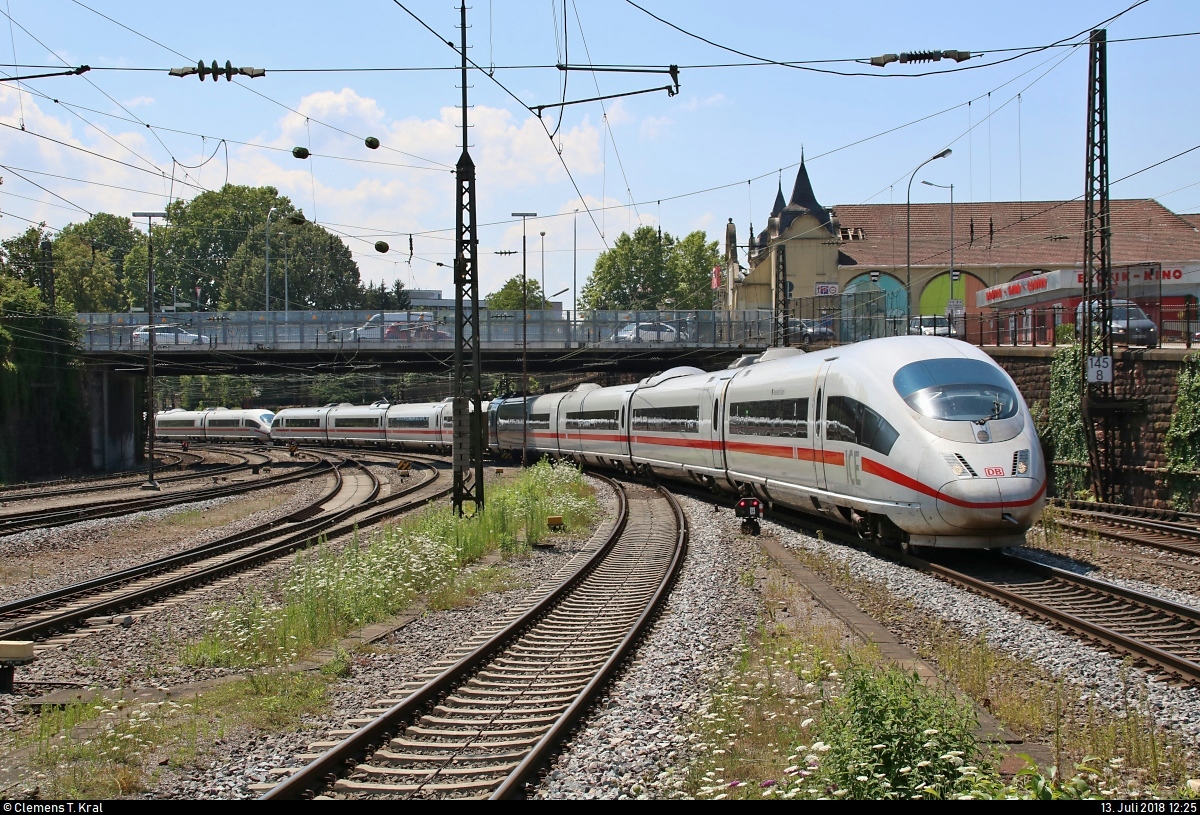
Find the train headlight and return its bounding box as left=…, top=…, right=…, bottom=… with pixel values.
left=942, top=452, right=977, bottom=479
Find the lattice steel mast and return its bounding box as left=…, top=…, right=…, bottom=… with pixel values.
left=1081, top=28, right=1117, bottom=503
left=452, top=1, right=485, bottom=514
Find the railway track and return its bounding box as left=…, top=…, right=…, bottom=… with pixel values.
left=1046, top=501, right=1200, bottom=558
left=0, top=451, right=322, bottom=538
left=0, top=449, right=202, bottom=498
left=0, top=446, right=262, bottom=505
left=918, top=550, right=1200, bottom=684
left=668, top=483, right=1200, bottom=687
left=0, top=454, right=450, bottom=643
left=263, top=477, right=687, bottom=801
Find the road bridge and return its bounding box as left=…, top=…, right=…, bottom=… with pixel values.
left=74, top=309, right=779, bottom=376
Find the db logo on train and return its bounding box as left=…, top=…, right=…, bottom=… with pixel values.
left=985, top=467, right=1005, bottom=478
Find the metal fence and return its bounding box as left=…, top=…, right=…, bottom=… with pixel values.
left=74, top=294, right=1200, bottom=354
left=74, top=309, right=784, bottom=352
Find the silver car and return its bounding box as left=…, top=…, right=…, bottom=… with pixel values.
left=132, top=325, right=203, bottom=345
left=610, top=321, right=679, bottom=343
left=907, top=316, right=954, bottom=337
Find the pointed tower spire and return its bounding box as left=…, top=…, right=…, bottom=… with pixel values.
left=771, top=184, right=786, bottom=217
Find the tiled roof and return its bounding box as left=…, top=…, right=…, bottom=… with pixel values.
left=833, top=199, right=1200, bottom=269
left=1182, top=213, right=1200, bottom=231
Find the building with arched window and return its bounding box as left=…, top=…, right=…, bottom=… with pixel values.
left=725, top=162, right=1200, bottom=339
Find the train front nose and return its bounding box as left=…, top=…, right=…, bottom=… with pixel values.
left=933, top=475, right=1045, bottom=531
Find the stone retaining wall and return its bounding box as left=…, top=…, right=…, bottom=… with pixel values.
left=987, top=346, right=1189, bottom=509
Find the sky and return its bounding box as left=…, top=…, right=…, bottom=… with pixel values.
left=1, top=0, right=1198, bottom=311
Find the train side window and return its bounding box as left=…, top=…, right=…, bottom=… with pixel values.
left=620, top=406, right=625, bottom=429
left=825, top=396, right=899, bottom=456
left=713, top=399, right=719, bottom=428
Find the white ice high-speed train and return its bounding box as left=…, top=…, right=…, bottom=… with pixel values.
left=270, top=399, right=456, bottom=451
left=154, top=407, right=275, bottom=443
left=487, top=337, right=1046, bottom=550
left=262, top=336, right=1046, bottom=550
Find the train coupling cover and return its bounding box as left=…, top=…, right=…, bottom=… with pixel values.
left=735, top=497, right=763, bottom=536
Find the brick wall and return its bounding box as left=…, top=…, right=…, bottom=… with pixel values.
left=987, top=347, right=1188, bottom=509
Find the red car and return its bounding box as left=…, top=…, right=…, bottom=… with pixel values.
left=384, top=324, right=452, bottom=341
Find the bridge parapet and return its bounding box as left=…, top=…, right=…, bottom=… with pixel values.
left=75, top=309, right=781, bottom=353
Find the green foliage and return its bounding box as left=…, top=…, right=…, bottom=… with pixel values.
left=55, top=213, right=139, bottom=310
left=486, top=274, right=548, bottom=310
left=184, top=461, right=597, bottom=668
left=580, top=225, right=719, bottom=310
left=223, top=215, right=364, bottom=310
left=1164, top=354, right=1200, bottom=510
left=811, top=661, right=985, bottom=799
left=0, top=274, right=86, bottom=481
left=1046, top=344, right=1092, bottom=499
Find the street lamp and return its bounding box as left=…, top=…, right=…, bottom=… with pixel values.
left=265, top=207, right=277, bottom=322
left=906, top=148, right=952, bottom=329
left=922, top=179, right=956, bottom=331
left=511, top=212, right=537, bottom=466
left=133, top=210, right=168, bottom=491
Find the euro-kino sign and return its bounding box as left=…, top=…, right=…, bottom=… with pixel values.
left=976, top=263, right=1199, bottom=308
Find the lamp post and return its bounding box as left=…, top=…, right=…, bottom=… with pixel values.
left=921, top=179, right=955, bottom=331
left=133, top=210, right=168, bottom=491
left=906, top=148, right=952, bottom=329
left=265, top=206, right=277, bottom=324
left=512, top=212, right=537, bottom=466
left=573, top=208, right=578, bottom=320
left=539, top=231, right=546, bottom=310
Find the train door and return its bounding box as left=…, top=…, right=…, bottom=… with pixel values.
left=811, top=360, right=835, bottom=493
left=708, top=378, right=731, bottom=473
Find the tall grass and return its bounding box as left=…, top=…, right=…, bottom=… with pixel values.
left=183, top=460, right=597, bottom=668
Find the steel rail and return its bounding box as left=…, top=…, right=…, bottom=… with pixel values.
left=0, top=458, right=448, bottom=642
left=922, top=556, right=1200, bottom=683
left=0, top=452, right=252, bottom=501
left=0, top=457, right=346, bottom=620
left=490, top=485, right=688, bottom=799
left=261, top=473, right=631, bottom=801
left=0, top=457, right=326, bottom=536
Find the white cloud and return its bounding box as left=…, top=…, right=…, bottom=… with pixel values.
left=123, top=96, right=155, bottom=108
left=639, top=115, right=672, bottom=141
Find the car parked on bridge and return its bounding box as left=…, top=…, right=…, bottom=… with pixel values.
left=907, top=315, right=955, bottom=337
left=610, top=321, right=678, bottom=343
left=384, top=323, right=452, bottom=341
left=788, top=318, right=835, bottom=346
left=132, top=325, right=203, bottom=345
left=1075, top=299, right=1158, bottom=347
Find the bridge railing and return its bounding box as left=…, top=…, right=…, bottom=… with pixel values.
left=73, top=309, right=782, bottom=352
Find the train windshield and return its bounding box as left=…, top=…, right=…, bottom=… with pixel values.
left=893, top=358, right=1019, bottom=422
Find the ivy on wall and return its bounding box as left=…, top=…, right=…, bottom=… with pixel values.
left=1045, top=344, right=1091, bottom=499
left=1165, top=354, right=1200, bottom=511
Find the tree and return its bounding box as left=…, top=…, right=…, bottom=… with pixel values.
left=579, top=225, right=719, bottom=310
left=51, top=235, right=123, bottom=312
left=57, top=214, right=138, bottom=301
left=223, top=220, right=363, bottom=311
left=486, top=275, right=548, bottom=310
left=152, top=184, right=303, bottom=311
left=667, top=230, right=722, bottom=309
left=0, top=225, right=51, bottom=289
